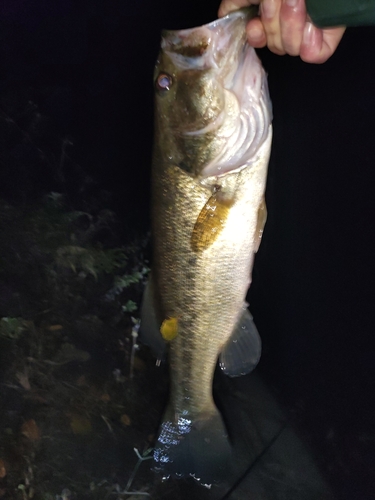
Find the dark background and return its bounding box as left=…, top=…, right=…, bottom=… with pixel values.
left=1, top=1, right=374, bottom=498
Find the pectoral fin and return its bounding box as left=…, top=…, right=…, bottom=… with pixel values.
left=254, top=197, right=267, bottom=253
left=139, top=277, right=167, bottom=361
left=219, top=308, right=261, bottom=377
left=191, top=192, right=233, bottom=253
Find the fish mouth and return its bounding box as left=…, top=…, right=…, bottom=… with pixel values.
left=161, top=8, right=252, bottom=74
left=161, top=8, right=272, bottom=179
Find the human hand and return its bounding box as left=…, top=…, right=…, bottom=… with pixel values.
left=218, top=0, right=346, bottom=63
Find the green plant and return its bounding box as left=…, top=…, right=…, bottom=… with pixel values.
left=0, top=317, right=29, bottom=340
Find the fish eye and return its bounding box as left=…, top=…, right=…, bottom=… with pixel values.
left=156, top=73, right=173, bottom=91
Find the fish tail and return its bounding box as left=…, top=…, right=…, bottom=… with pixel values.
left=153, top=404, right=232, bottom=484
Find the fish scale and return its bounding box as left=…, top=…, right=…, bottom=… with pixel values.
left=140, top=7, right=272, bottom=483
left=155, top=152, right=269, bottom=408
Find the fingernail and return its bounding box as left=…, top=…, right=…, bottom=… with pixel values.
left=285, top=0, right=298, bottom=7
left=303, top=22, right=314, bottom=45
left=261, top=0, right=277, bottom=19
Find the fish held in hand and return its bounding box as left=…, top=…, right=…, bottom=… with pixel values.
left=140, top=7, right=273, bottom=484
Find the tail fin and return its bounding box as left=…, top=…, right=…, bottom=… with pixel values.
left=153, top=405, right=232, bottom=485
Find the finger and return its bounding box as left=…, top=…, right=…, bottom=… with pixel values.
left=279, top=0, right=307, bottom=56
left=218, top=0, right=258, bottom=17
left=260, top=0, right=284, bottom=55
left=246, top=17, right=267, bottom=48
left=300, top=24, right=346, bottom=63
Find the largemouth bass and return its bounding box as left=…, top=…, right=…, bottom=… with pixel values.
left=141, top=8, right=272, bottom=483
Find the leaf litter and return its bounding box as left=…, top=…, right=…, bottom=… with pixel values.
left=0, top=196, right=169, bottom=499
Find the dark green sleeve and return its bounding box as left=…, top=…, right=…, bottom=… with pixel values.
left=306, top=0, right=375, bottom=27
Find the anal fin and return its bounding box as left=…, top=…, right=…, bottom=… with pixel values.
left=219, top=308, right=261, bottom=377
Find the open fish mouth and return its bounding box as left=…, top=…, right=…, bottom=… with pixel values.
left=161, top=9, right=251, bottom=71
left=161, top=9, right=272, bottom=178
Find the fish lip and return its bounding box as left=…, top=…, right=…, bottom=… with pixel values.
left=161, top=7, right=255, bottom=38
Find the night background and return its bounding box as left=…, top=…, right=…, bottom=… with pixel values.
left=0, top=1, right=374, bottom=499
